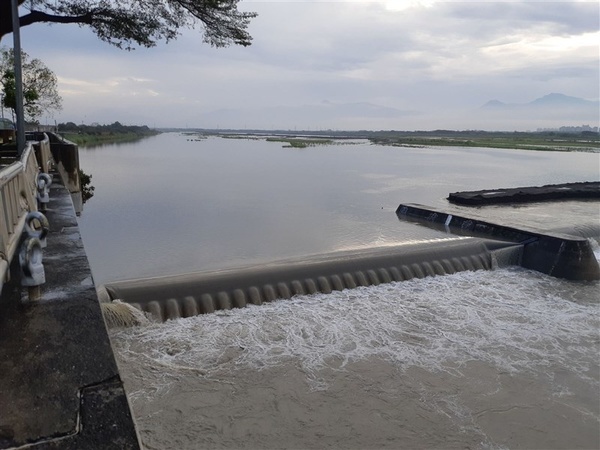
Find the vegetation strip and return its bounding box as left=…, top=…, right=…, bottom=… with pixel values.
left=174, top=129, right=600, bottom=152
left=57, top=122, right=160, bottom=147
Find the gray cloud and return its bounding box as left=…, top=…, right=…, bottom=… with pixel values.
left=6, top=0, right=598, bottom=130
left=442, top=2, right=599, bottom=34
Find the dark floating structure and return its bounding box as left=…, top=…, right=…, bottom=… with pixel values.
left=448, top=181, right=600, bottom=205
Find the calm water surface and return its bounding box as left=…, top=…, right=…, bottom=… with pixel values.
left=77, top=133, right=599, bottom=285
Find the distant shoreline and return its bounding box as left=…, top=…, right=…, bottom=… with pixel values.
left=54, top=123, right=600, bottom=151
left=173, top=128, right=600, bottom=152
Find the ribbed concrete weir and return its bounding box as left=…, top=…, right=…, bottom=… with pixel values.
left=102, top=237, right=522, bottom=322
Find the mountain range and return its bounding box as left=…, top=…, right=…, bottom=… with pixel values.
left=478, top=93, right=599, bottom=128
left=193, top=93, right=598, bottom=131
left=481, top=93, right=599, bottom=110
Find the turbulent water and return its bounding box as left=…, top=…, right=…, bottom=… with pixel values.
left=110, top=264, right=599, bottom=449
left=76, top=134, right=600, bottom=449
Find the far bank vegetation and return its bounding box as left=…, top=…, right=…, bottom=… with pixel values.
left=58, top=121, right=159, bottom=147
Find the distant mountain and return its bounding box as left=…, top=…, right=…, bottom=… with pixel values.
left=481, top=93, right=599, bottom=110
left=478, top=93, right=599, bottom=127
left=481, top=99, right=506, bottom=108
left=530, top=93, right=598, bottom=107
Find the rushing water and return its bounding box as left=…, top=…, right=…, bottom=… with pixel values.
left=111, top=268, right=599, bottom=449
left=77, top=134, right=600, bottom=449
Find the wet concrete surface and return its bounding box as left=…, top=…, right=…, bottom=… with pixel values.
left=0, top=172, right=140, bottom=449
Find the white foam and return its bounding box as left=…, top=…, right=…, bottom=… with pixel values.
left=589, top=237, right=600, bottom=261
left=111, top=268, right=600, bottom=391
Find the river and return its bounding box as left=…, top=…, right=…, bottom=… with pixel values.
left=78, top=133, right=599, bottom=449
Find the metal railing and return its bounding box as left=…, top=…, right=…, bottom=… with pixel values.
left=0, top=142, right=39, bottom=294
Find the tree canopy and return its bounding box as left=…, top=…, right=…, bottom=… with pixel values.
left=1, top=47, right=62, bottom=123
left=0, top=0, right=257, bottom=50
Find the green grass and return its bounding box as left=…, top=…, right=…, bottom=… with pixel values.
left=193, top=129, right=600, bottom=152
left=265, top=137, right=334, bottom=148
left=368, top=133, right=600, bottom=152
left=61, top=131, right=160, bottom=147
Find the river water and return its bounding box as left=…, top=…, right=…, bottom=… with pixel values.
left=78, top=134, right=599, bottom=449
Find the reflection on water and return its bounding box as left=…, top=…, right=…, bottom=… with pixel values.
left=77, top=133, right=600, bottom=285
left=83, top=134, right=600, bottom=449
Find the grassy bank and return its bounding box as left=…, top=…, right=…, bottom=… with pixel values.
left=368, top=131, right=600, bottom=152
left=61, top=131, right=159, bottom=147
left=265, top=137, right=334, bottom=148
left=183, top=128, right=600, bottom=152
left=215, top=134, right=334, bottom=148
left=57, top=121, right=160, bottom=147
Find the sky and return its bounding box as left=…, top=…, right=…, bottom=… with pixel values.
left=3, top=0, right=600, bottom=131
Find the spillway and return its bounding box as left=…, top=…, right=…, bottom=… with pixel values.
left=101, top=237, right=522, bottom=322
left=100, top=200, right=600, bottom=323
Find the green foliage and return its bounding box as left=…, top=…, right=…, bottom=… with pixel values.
left=0, top=0, right=257, bottom=50
left=367, top=130, right=600, bottom=152
left=0, top=48, right=62, bottom=123
left=78, top=168, right=94, bottom=204
left=265, top=137, right=334, bottom=148
left=59, top=121, right=160, bottom=147
left=58, top=121, right=153, bottom=135
left=212, top=130, right=599, bottom=152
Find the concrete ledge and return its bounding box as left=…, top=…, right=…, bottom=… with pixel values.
left=448, top=181, right=600, bottom=205
left=0, top=171, right=140, bottom=449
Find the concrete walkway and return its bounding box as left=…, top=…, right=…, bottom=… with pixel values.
left=0, top=172, right=140, bottom=449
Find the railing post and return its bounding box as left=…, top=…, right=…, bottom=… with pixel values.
left=10, top=0, right=26, bottom=157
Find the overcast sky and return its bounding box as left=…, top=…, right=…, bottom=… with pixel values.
left=7, top=0, right=600, bottom=131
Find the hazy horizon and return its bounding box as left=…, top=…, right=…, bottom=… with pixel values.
left=4, top=1, right=599, bottom=131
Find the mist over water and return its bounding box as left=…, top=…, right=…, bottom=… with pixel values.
left=77, top=134, right=600, bottom=449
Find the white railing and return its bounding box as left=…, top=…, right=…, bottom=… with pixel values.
left=0, top=143, right=39, bottom=294
left=29, top=132, right=54, bottom=174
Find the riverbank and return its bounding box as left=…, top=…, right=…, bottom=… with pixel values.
left=368, top=130, right=600, bottom=152
left=57, top=122, right=160, bottom=147
left=62, top=130, right=161, bottom=147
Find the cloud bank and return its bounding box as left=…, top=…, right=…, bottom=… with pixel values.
left=9, top=0, right=600, bottom=130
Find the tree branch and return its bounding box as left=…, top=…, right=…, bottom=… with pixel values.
left=19, top=10, right=94, bottom=28
left=1, top=0, right=257, bottom=49
left=0, top=9, right=93, bottom=39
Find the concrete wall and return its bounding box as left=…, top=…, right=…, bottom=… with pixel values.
left=46, top=132, right=83, bottom=214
